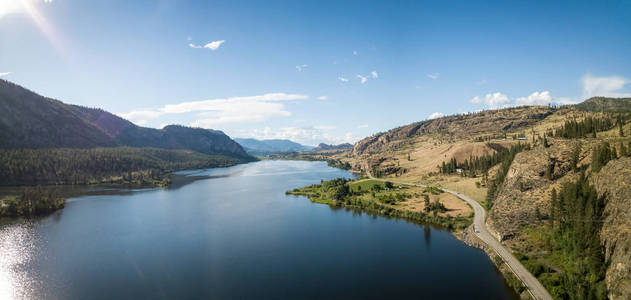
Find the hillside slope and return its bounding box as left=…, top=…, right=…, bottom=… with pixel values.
left=0, top=79, right=250, bottom=158
left=594, top=157, right=631, bottom=299
left=575, top=97, right=631, bottom=113
left=342, top=99, right=631, bottom=299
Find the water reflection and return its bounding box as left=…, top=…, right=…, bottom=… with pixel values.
left=0, top=222, right=37, bottom=299
left=424, top=225, right=431, bottom=249
left=0, top=161, right=518, bottom=299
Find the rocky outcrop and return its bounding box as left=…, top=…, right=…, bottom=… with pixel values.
left=487, top=140, right=631, bottom=299
left=487, top=139, right=581, bottom=241
left=594, top=157, right=631, bottom=300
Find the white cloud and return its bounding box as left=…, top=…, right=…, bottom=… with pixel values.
left=44, top=0, right=53, bottom=3
left=473, top=91, right=577, bottom=108
left=118, top=110, right=164, bottom=125
left=119, top=93, right=307, bottom=127
left=204, top=40, right=225, bottom=51
left=357, top=75, right=368, bottom=84
left=0, top=72, right=10, bottom=77
left=515, top=91, right=554, bottom=105
left=295, top=64, right=308, bottom=71
left=317, top=96, right=328, bottom=100
left=242, top=126, right=357, bottom=145
left=427, top=73, right=439, bottom=80
left=357, top=124, right=369, bottom=128
left=371, top=71, right=378, bottom=79
left=581, top=74, right=631, bottom=98
left=190, top=40, right=225, bottom=50
left=428, top=112, right=444, bottom=119
left=338, top=77, right=349, bottom=82
left=471, top=92, right=510, bottom=108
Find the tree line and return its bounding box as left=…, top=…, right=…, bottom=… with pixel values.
left=0, top=186, right=65, bottom=217
left=439, top=143, right=530, bottom=179
left=551, top=116, right=616, bottom=139
left=0, top=147, right=247, bottom=186
left=591, top=141, right=631, bottom=172
left=547, top=172, right=607, bottom=299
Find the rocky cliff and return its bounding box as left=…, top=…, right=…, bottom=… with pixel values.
left=487, top=139, right=581, bottom=241
left=594, top=157, right=631, bottom=299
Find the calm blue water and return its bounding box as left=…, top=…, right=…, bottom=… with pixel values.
left=0, top=160, right=517, bottom=299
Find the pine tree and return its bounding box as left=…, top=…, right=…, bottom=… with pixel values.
left=571, top=143, right=581, bottom=172
left=550, top=188, right=557, bottom=227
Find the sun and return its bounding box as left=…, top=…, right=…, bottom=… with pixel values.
left=0, top=0, right=24, bottom=18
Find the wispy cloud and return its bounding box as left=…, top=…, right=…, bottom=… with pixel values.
left=338, top=77, right=349, bottom=82
left=582, top=74, right=631, bottom=98
left=427, top=73, right=439, bottom=80
left=371, top=71, right=378, bottom=79
left=313, top=125, right=336, bottom=130
left=428, top=112, right=444, bottom=119
left=357, top=124, right=369, bottom=128
left=0, top=72, right=10, bottom=77
left=119, top=93, right=308, bottom=127
left=204, top=40, right=225, bottom=51
left=295, top=64, right=308, bottom=71
left=357, top=75, right=368, bottom=84
left=476, top=79, right=488, bottom=85
left=189, top=40, right=225, bottom=51
left=317, top=96, right=328, bottom=100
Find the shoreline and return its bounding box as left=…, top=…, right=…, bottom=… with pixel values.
left=295, top=168, right=552, bottom=300
left=0, top=159, right=254, bottom=219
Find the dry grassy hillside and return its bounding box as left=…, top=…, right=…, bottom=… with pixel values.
left=337, top=98, right=631, bottom=299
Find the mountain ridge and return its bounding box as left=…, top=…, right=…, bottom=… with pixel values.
left=0, top=79, right=250, bottom=158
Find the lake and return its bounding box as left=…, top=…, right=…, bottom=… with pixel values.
left=0, top=160, right=518, bottom=299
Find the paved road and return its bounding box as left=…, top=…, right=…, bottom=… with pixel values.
left=364, top=170, right=552, bottom=300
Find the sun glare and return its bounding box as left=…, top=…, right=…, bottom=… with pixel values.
left=0, top=0, right=24, bottom=18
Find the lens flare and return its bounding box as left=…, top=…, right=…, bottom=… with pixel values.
left=19, top=0, right=69, bottom=58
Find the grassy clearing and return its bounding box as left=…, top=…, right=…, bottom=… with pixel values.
left=348, top=179, right=386, bottom=193
left=288, top=178, right=472, bottom=230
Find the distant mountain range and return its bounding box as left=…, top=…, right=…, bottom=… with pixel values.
left=0, top=79, right=250, bottom=159
left=234, top=138, right=314, bottom=155
left=312, top=143, right=353, bottom=153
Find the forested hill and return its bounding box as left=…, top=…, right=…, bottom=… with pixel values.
left=575, top=97, right=631, bottom=113
left=0, top=79, right=250, bottom=158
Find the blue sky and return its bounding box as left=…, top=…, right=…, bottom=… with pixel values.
left=1, top=0, right=631, bottom=145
